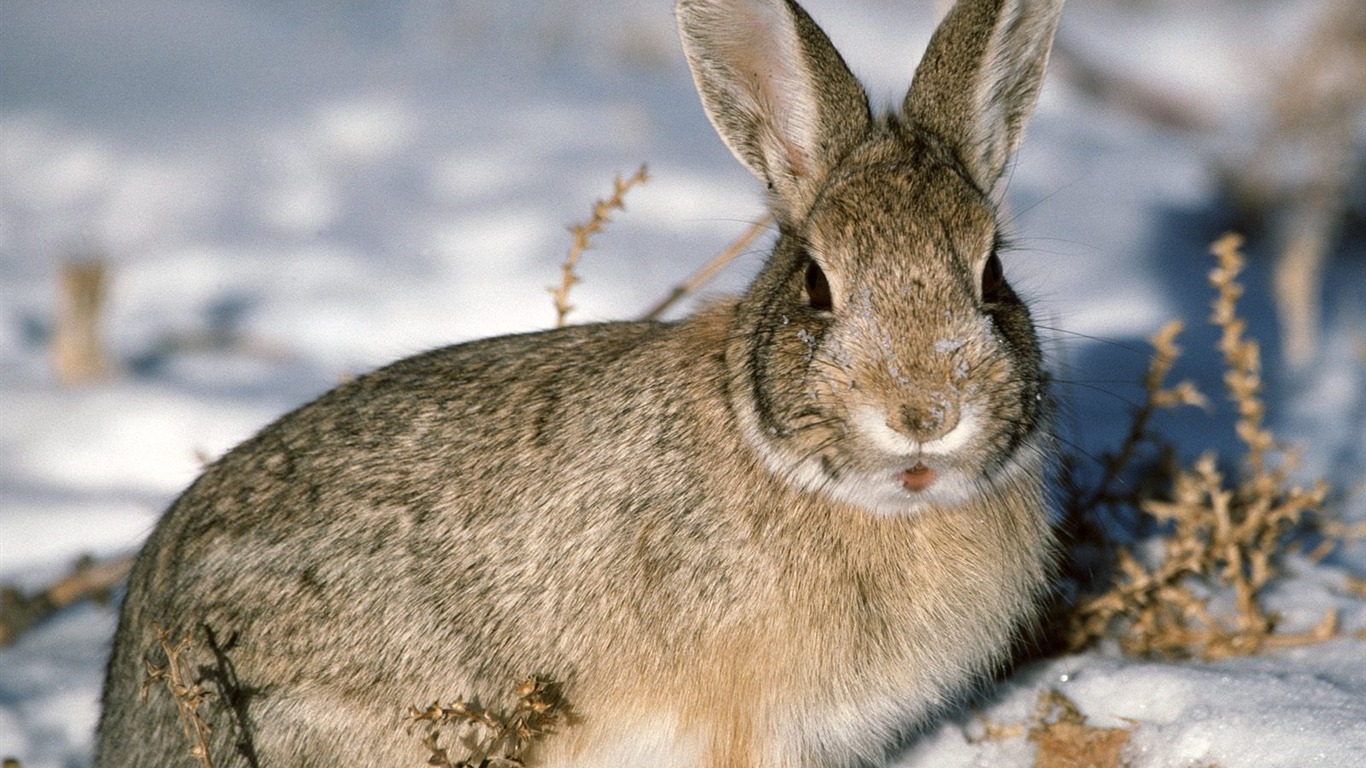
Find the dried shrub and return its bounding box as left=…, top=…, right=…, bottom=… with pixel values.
left=0, top=553, right=132, bottom=646
left=410, top=677, right=566, bottom=768
left=1063, top=234, right=1341, bottom=659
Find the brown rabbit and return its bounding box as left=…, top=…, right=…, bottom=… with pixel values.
left=96, top=0, right=1065, bottom=765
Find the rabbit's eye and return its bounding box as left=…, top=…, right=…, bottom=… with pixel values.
left=805, top=260, right=833, bottom=312
left=981, top=252, right=1005, bottom=301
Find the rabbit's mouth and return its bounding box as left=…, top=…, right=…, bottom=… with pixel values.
left=901, top=462, right=938, bottom=492
left=816, top=459, right=977, bottom=515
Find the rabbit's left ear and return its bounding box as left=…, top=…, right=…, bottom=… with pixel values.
left=677, top=0, right=871, bottom=220
left=903, top=0, right=1064, bottom=198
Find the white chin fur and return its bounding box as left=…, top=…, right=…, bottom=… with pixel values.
left=740, top=397, right=1038, bottom=516
left=785, top=459, right=982, bottom=516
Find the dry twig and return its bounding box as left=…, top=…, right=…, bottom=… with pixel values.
left=141, top=627, right=216, bottom=768
left=1230, top=0, right=1366, bottom=367
left=550, top=165, right=650, bottom=327
left=52, top=257, right=112, bottom=384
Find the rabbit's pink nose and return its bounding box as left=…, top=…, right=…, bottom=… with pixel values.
left=901, top=462, right=937, bottom=491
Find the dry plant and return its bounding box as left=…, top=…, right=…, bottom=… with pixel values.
left=550, top=165, right=650, bottom=327
left=141, top=626, right=216, bottom=768
left=52, top=256, right=112, bottom=384
left=970, top=688, right=1135, bottom=768
left=410, top=677, right=566, bottom=768
left=1057, top=318, right=1207, bottom=527
left=640, top=214, right=773, bottom=321
left=1055, top=0, right=1366, bottom=369
left=0, top=553, right=133, bottom=646
left=1064, top=234, right=1339, bottom=660
left=546, top=164, right=775, bottom=325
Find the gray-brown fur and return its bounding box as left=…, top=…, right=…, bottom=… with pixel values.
left=97, top=1, right=1065, bottom=765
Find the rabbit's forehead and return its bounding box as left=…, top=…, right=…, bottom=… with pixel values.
left=807, top=164, right=996, bottom=266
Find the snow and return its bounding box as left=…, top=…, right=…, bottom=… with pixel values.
left=1, top=0, right=1363, bottom=765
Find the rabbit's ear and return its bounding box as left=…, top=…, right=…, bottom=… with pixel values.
left=903, top=0, right=1063, bottom=197
left=677, top=0, right=871, bottom=219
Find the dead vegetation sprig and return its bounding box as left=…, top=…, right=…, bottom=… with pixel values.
left=140, top=626, right=216, bottom=768
left=1065, top=233, right=1338, bottom=660
left=550, top=165, right=650, bottom=328
left=1060, top=317, right=1207, bottom=521
left=410, top=677, right=566, bottom=768
left=0, top=553, right=133, bottom=647
left=1026, top=689, right=1133, bottom=768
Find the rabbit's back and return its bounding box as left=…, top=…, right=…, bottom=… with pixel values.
left=99, top=307, right=755, bottom=757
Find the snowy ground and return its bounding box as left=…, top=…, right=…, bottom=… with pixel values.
left=2, top=0, right=1364, bottom=766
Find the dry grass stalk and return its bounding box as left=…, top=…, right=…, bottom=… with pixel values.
left=411, top=677, right=565, bottom=767
left=640, top=213, right=773, bottom=321
left=0, top=553, right=134, bottom=646
left=1066, top=234, right=1336, bottom=659
left=550, top=165, right=650, bottom=327
left=1050, top=318, right=1208, bottom=630
left=52, top=257, right=112, bottom=384
left=141, top=626, right=216, bottom=768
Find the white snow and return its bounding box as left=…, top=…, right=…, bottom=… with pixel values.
left=2, top=1, right=1363, bottom=766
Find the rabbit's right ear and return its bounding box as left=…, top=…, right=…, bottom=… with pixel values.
left=677, top=0, right=871, bottom=221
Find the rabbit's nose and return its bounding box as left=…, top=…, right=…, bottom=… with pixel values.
left=895, top=399, right=961, bottom=444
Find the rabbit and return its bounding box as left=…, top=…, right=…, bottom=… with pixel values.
left=96, top=0, right=1065, bottom=766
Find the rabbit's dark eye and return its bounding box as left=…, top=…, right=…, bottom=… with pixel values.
left=981, top=251, right=1005, bottom=302
left=805, top=260, right=833, bottom=312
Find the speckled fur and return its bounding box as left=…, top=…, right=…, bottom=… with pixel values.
left=97, top=1, right=1065, bottom=766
